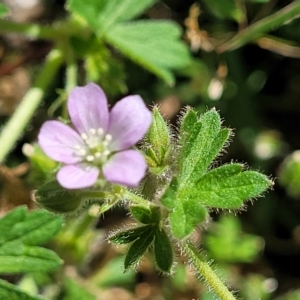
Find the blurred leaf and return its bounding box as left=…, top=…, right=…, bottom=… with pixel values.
left=153, top=228, right=173, bottom=273
left=104, top=21, right=190, bottom=85
left=124, top=227, right=154, bottom=271
left=68, top=0, right=157, bottom=33
left=0, top=278, right=43, bottom=300
left=91, top=256, right=135, bottom=288
left=240, top=274, right=276, bottom=300
left=186, top=164, right=272, bottom=209
left=63, top=277, right=96, bottom=300
left=0, top=4, right=8, bottom=17
left=204, top=215, right=264, bottom=263
left=219, top=1, right=300, bottom=52
left=203, top=0, right=245, bottom=22
left=276, top=289, right=300, bottom=300
left=0, top=206, right=63, bottom=273
left=278, top=150, right=300, bottom=198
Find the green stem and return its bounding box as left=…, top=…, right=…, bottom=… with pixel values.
left=218, top=0, right=300, bottom=52
left=0, top=48, right=63, bottom=163
left=184, top=243, right=237, bottom=300
left=0, top=19, right=61, bottom=40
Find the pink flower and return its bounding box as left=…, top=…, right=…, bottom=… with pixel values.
left=38, top=83, right=152, bottom=189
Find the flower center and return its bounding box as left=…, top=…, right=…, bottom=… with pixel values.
left=74, top=128, right=112, bottom=164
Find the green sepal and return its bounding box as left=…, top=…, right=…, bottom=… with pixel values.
left=124, top=227, right=154, bottom=271
left=35, top=180, right=82, bottom=213
left=109, top=225, right=152, bottom=245
left=187, top=164, right=272, bottom=209
left=153, top=228, right=173, bottom=273
left=144, top=107, right=172, bottom=174
left=130, top=205, right=160, bottom=224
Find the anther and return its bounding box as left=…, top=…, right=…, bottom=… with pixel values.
left=86, top=155, right=95, bottom=162
left=81, top=133, right=88, bottom=140
left=89, top=128, right=96, bottom=135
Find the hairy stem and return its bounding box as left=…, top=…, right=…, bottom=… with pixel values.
left=184, top=243, right=237, bottom=300
left=0, top=48, right=63, bottom=163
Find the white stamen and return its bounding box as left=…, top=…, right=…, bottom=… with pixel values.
left=95, top=152, right=102, bottom=158
left=86, top=155, right=95, bottom=162
left=74, top=144, right=81, bottom=150
left=81, top=133, right=88, bottom=140
left=78, top=149, right=87, bottom=156
left=89, top=128, right=96, bottom=135
left=97, top=128, right=104, bottom=136
left=103, top=150, right=110, bottom=156
left=105, top=134, right=112, bottom=142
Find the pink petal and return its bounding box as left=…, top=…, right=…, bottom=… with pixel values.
left=57, top=164, right=99, bottom=189
left=107, top=95, right=152, bottom=151
left=68, top=83, right=109, bottom=134
left=38, top=120, right=84, bottom=164
left=102, top=150, right=147, bottom=186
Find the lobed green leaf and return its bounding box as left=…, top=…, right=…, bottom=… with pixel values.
left=187, top=164, right=272, bottom=209
left=68, top=0, right=157, bottom=33
left=169, top=200, right=208, bottom=239
left=124, top=228, right=154, bottom=271
left=104, top=21, right=190, bottom=85
left=153, top=228, right=173, bottom=273
left=180, top=109, right=230, bottom=186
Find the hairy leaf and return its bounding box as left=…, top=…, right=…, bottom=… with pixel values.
left=154, top=228, right=173, bottom=273
left=110, top=225, right=152, bottom=245
left=124, top=228, right=154, bottom=271
left=180, top=109, right=230, bottom=186
left=187, top=164, right=272, bottom=209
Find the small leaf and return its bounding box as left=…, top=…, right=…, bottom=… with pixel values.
left=188, top=164, right=272, bottom=209
left=180, top=109, right=231, bottom=186
left=154, top=228, right=173, bottom=273
left=109, top=225, right=152, bottom=245
left=0, top=278, right=43, bottom=300
left=68, top=0, right=158, bottom=33
left=130, top=205, right=160, bottom=224
left=124, top=227, right=154, bottom=271
left=104, top=21, right=190, bottom=85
